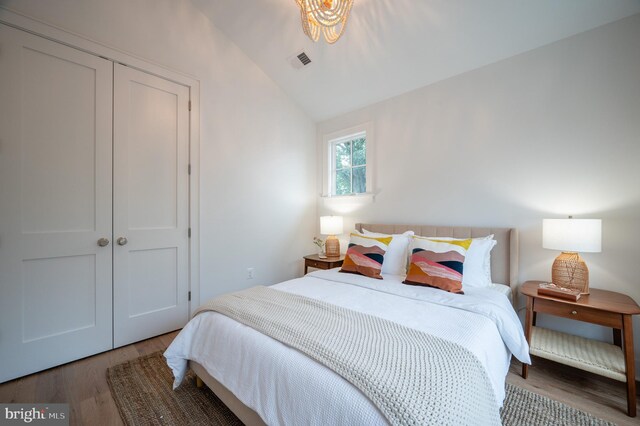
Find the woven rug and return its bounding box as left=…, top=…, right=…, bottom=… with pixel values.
left=107, top=352, right=242, bottom=426
left=107, top=352, right=614, bottom=426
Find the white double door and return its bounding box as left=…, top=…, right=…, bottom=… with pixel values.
left=0, top=25, right=190, bottom=382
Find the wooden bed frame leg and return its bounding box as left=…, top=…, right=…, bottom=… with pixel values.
left=196, top=375, right=204, bottom=388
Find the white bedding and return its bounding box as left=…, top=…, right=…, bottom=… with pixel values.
left=165, top=269, right=530, bottom=426
left=489, top=283, right=512, bottom=301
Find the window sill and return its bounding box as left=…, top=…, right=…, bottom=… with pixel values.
left=320, top=193, right=375, bottom=212
left=320, top=192, right=375, bottom=200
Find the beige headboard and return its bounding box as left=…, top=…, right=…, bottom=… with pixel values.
left=355, top=224, right=519, bottom=288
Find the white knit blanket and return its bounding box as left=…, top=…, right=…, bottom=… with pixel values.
left=195, top=286, right=501, bottom=426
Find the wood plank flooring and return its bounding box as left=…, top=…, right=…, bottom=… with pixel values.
left=508, top=356, right=639, bottom=426
left=0, top=332, right=178, bottom=426
left=1, top=332, right=638, bottom=425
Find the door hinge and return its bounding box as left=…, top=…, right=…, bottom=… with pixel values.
left=188, top=100, right=191, bottom=111
left=188, top=164, right=191, bottom=175
left=188, top=228, right=191, bottom=238
left=188, top=291, right=191, bottom=301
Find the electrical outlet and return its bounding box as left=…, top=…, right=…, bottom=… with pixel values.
left=247, top=267, right=255, bottom=279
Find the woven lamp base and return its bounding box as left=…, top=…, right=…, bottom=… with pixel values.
left=551, top=252, right=590, bottom=295
left=324, top=235, right=340, bottom=257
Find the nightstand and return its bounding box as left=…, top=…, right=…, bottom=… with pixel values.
left=303, top=254, right=344, bottom=274
left=521, top=280, right=640, bottom=417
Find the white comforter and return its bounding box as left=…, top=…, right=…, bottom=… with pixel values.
left=165, top=269, right=530, bottom=426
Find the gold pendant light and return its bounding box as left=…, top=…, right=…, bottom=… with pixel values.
left=295, top=0, right=354, bottom=44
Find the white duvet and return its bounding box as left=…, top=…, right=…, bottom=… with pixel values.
left=165, top=269, right=530, bottom=426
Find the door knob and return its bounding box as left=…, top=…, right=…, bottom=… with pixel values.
left=117, top=237, right=128, bottom=246
left=97, top=238, right=110, bottom=247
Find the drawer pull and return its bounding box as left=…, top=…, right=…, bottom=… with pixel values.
left=571, top=310, right=578, bottom=315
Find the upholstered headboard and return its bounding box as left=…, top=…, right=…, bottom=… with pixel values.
left=355, top=224, right=519, bottom=288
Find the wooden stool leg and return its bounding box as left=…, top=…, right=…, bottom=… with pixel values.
left=522, top=296, right=534, bottom=379
left=622, top=315, right=636, bottom=417
left=196, top=375, right=204, bottom=388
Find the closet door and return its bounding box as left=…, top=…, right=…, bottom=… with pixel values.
left=0, top=25, right=113, bottom=382
left=113, top=64, right=190, bottom=347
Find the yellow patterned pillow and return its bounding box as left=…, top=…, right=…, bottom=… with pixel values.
left=340, top=232, right=392, bottom=279
left=403, top=237, right=471, bottom=293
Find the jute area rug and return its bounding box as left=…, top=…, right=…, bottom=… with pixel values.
left=107, top=352, right=615, bottom=426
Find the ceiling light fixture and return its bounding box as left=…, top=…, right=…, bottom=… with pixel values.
left=295, top=0, right=354, bottom=44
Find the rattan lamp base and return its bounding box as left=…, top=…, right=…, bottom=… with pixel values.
left=324, top=235, right=340, bottom=257
left=551, top=251, right=590, bottom=294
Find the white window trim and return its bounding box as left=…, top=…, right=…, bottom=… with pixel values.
left=330, top=131, right=366, bottom=196
left=322, top=122, right=374, bottom=198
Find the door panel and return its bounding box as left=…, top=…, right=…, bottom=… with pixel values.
left=128, top=247, right=178, bottom=317
left=113, top=64, right=190, bottom=347
left=20, top=46, right=98, bottom=233
left=127, top=82, right=179, bottom=230
left=0, top=24, right=113, bottom=383
left=22, top=255, right=97, bottom=342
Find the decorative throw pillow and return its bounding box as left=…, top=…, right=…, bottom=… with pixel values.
left=403, top=237, right=472, bottom=293
left=362, top=229, right=414, bottom=275
left=425, top=235, right=496, bottom=288
left=340, top=232, right=392, bottom=279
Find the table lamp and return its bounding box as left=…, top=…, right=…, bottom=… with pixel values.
left=542, top=217, right=601, bottom=294
left=320, top=216, right=343, bottom=258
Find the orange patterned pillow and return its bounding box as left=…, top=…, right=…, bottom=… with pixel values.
left=403, top=237, right=471, bottom=293
left=340, top=233, right=392, bottom=279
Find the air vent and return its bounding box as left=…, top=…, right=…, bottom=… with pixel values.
left=297, top=52, right=311, bottom=66
left=289, top=50, right=313, bottom=70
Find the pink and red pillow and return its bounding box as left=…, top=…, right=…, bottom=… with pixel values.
left=340, top=233, right=392, bottom=279
left=403, top=237, right=471, bottom=294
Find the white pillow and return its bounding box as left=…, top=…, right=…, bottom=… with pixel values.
left=362, top=229, right=414, bottom=275
left=416, top=234, right=496, bottom=289
left=466, top=237, right=496, bottom=288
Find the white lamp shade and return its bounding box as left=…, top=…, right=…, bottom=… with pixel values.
left=320, top=216, right=343, bottom=235
left=542, top=218, right=602, bottom=253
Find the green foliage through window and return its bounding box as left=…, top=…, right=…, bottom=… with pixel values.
left=332, top=135, right=366, bottom=196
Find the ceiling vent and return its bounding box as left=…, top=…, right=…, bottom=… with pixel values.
left=289, top=50, right=312, bottom=70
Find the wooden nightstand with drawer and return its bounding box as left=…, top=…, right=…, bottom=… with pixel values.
left=521, top=280, right=640, bottom=417
left=303, top=254, right=344, bottom=274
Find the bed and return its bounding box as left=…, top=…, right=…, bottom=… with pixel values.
left=165, top=224, right=530, bottom=425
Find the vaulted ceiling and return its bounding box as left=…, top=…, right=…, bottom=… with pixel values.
left=193, top=0, right=640, bottom=121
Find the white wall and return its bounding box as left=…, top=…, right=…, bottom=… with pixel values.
left=0, top=0, right=317, bottom=301
left=318, top=14, right=640, bottom=374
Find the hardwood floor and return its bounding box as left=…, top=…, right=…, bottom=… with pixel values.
left=508, top=356, right=640, bottom=426
left=0, top=331, right=179, bottom=426
left=1, top=333, right=638, bottom=425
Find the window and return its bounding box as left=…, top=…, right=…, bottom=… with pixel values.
left=331, top=133, right=366, bottom=196
left=322, top=123, right=373, bottom=198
